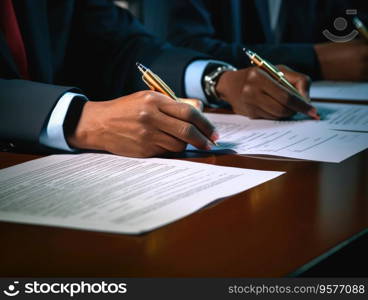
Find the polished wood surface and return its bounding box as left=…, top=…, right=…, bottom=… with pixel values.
left=0, top=143, right=367, bottom=277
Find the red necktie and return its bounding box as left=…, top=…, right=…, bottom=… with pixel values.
left=0, top=0, right=30, bottom=79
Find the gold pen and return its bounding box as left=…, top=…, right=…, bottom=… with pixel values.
left=353, top=17, right=368, bottom=41
left=244, top=49, right=311, bottom=103
left=136, top=62, right=179, bottom=101
left=136, top=62, right=219, bottom=147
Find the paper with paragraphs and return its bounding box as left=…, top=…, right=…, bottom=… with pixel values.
left=0, top=154, right=284, bottom=234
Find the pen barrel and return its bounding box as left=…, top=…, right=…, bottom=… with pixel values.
left=143, top=71, right=178, bottom=101
left=258, top=65, right=309, bottom=102
left=257, top=60, right=282, bottom=81
left=279, top=77, right=311, bottom=103
left=247, top=51, right=311, bottom=104
left=279, top=77, right=299, bottom=94
left=257, top=59, right=310, bottom=104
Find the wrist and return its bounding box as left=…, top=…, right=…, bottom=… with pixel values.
left=66, top=101, right=105, bottom=151
left=215, top=70, right=234, bottom=102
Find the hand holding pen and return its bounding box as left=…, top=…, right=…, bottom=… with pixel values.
left=137, top=62, right=219, bottom=147
left=213, top=53, right=319, bottom=120
left=67, top=63, right=219, bottom=157
left=244, top=49, right=319, bottom=120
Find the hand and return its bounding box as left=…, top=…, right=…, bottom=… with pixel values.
left=315, top=40, right=368, bottom=81
left=67, top=91, right=218, bottom=157
left=215, top=66, right=317, bottom=120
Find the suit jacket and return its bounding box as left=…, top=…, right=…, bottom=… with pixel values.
left=0, top=0, right=208, bottom=152
left=165, top=0, right=368, bottom=78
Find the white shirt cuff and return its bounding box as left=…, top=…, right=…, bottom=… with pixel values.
left=184, top=59, right=234, bottom=105
left=185, top=60, right=209, bottom=104
left=39, top=92, right=88, bottom=152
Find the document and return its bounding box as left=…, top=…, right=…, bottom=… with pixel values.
left=310, top=81, right=368, bottom=102
left=292, top=102, right=368, bottom=132
left=0, top=154, right=283, bottom=234
left=198, top=113, right=368, bottom=163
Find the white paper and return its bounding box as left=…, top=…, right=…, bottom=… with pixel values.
left=290, top=102, right=368, bottom=132
left=0, top=153, right=283, bottom=234
left=199, top=113, right=368, bottom=163
left=310, top=81, right=368, bottom=101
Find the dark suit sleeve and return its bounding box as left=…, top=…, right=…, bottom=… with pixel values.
left=1, top=0, right=209, bottom=152
left=64, top=0, right=210, bottom=101
left=166, top=0, right=321, bottom=78
left=0, top=79, right=79, bottom=151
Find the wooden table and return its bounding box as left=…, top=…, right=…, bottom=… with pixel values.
left=0, top=142, right=367, bottom=277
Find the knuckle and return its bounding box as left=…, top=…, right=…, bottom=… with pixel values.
left=135, top=127, right=154, bottom=145
left=247, top=68, right=259, bottom=81
left=241, top=85, right=253, bottom=96
left=137, top=128, right=150, bottom=141
left=137, top=110, right=151, bottom=123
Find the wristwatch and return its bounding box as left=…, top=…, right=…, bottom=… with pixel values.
left=203, top=63, right=237, bottom=104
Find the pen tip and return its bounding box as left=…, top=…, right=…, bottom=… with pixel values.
left=136, top=62, right=148, bottom=72
left=244, top=49, right=253, bottom=58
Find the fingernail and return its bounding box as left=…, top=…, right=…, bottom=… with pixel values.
left=308, top=109, right=319, bottom=120
left=211, top=130, right=219, bottom=141
left=310, top=113, right=319, bottom=120
left=307, top=108, right=317, bottom=119
left=309, top=107, right=317, bottom=115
